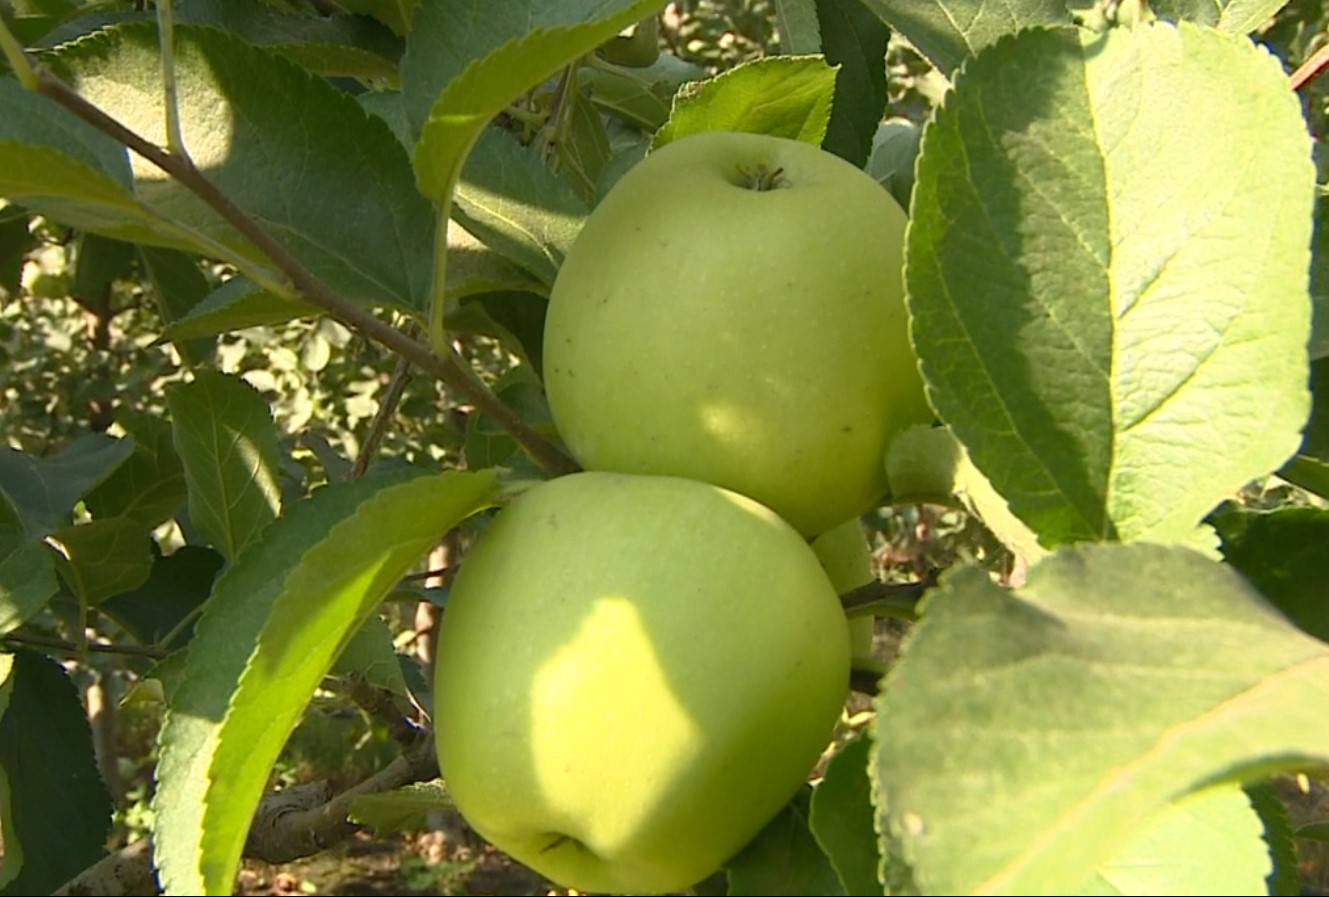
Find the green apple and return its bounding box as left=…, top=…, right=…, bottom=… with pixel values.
left=811, top=518, right=876, bottom=659
left=543, top=130, right=931, bottom=537
left=434, top=471, right=850, bottom=894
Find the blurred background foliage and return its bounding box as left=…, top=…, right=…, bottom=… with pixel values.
left=2, top=1, right=1328, bottom=893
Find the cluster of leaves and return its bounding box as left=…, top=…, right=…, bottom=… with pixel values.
left=0, top=1, right=1327, bottom=896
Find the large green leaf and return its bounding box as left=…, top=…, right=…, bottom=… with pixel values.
left=47, top=516, right=153, bottom=605
left=809, top=735, right=879, bottom=895
left=0, top=650, right=111, bottom=895
left=874, top=542, right=1329, bottom=895
left=1244, top=782, right=1301, bottom=896
left=1213, top=505, right=1329, bottom=644
left=50, top=22, right=435, bottom=311
left=85, top=413, right=188, bottom=530
left=1149, top=0, right=1287, bottom=33
left=906, top=23, right=1314, bottom=548
left=167, top=371, right=283, bottom=563
left=856, top=0, right=1068, bottom=74
left=336, top=0, right=416, bottom=37
left=774, top=0, right=821, bottom=53
left=152, top=468, right=497, bottom=895
left=1082, top=785, right=1270, bottom=895
left=816, top=0, right=889, bottom=167
left=0, top=433, right=134, bottom=536
left=407, top=0, right=664, bottom=202
left=653, top=55, right=837, bottom=150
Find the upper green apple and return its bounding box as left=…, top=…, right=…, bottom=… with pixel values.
left=433, top=471, right=850, bottom=894
left=543, top=130, right=931, bottom=536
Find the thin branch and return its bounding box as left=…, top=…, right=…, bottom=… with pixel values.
left=839, top=573, right=936, bottom=620
left=351, top=347, right=415, bottom=479
left=152, top=602, right=204, bottom=652
left=1291, top=42, right=1329, bottom=92
left=2, top=631, right=167, bottom=659
left=12, top=57, right=578, bottom=476
left=54, top=739, right=440, bottom=895
left=155, top=0, right=188, bottom=158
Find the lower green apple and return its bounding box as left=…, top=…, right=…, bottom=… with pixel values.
left=433, top=472, right=850, bottom=894
left=811, top=518, right=876, bottom=659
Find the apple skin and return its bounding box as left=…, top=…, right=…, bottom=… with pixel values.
left=543, top=130, right=932, bottom=537
left=811, top=518, right=875, bottom=659
left=433, top=472, right=850, bottom=894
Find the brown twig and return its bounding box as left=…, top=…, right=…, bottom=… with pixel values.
left=351, top=349, right=415, bottom=480
left=1291, top=42, right=1329, bottom=92
left=54, top=738, right=440, bottom=895
left=2, top=631, right=167, bottom=659
left=20, top=64, right=578, bottom=477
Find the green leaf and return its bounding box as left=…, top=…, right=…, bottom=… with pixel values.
left=71, top=231, right=135, bottom=299
left=51, top=22, right=435, bottom=311
left=450, top=289, right=550, bottom=375
left=0, top=650, right=111, bottom=895
left=452, top=128, right=588, bottom=286
left=0, top=208, right=36, bottom=297
left=1244, top=782, right=1301, bottom=896
left=727, top=789, right=844, bottom=896
left=163, top=276, right=320, bottom=341
left=856, top=0, right=1069, bottom=74
left=1310, top=193, right=1329, bottom=360
left=816, top=0, right=889, bottom=167
left=774, top=0, right=822, bottom=54
left=1212, top=505, right=1329, bottom=644
left=331, top=615, right=410, bottom=699
left=167, top=371, right=283, bottom=563
left=562, top=81, right=613, bottom=201
left=47, top=516, right=153, bottom=605
left=0, top=541, right=59, bottom=636
left=85, top=414, right=188, bottom=530
left=406, top=0, right=664, bottom=202
left=865, top=118, right=918, bottom=210
left=1149, top=0, right=1286, bottom=33
left=873, top=542, right=1329, bottom=895
left=809, top=735, right=880, bottom=895
left=1083, top=785, right=1269, bottom=895
left=653, top=55, right=838, bottom=151
left=0, top=434, right=135, bottom=536
left=152, top=468, right=497, bottom=895
left=138, top=248, right=216, bottom=365
left=1298, top=822, right=1329, bottom=842
left=175, top=0, right=404, bottom=83
left=1280, top=357, right=1329, bottom=498
left=906, top=24, right=1314, bottom=548
left=335, top=0, right=416, bottom=37
left=348, top=779, right=454, bottom=833
left=101, top=546, right=223, bottom=648
left=582, top=61, right=674, bottom=132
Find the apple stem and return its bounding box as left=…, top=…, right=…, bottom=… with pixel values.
left=741, top=163, right=789, bottom=192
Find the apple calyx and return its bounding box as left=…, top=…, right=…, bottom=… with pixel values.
left=736, top=162, right=788, bottom=191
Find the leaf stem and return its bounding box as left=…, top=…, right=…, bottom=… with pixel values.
left=3, top=630, right=167, bottom=660
left=351, top=343, right=415, bottom=479
left=155, top=0, right=189, bottom=159
left=20, top=63, right=579, bottom=476
left=1290, top=43, right=1329, bottom=92
left=0, top=18, right=38, bottom=91
left=840, top=574, right=936, bottom=620
left=427, top=195, right=454, bottom=357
